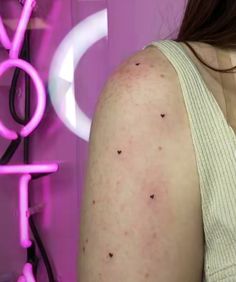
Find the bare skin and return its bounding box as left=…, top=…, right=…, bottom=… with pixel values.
left=77, top=41, right=236, bottom=282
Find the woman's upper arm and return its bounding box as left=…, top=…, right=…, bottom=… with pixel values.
left=77, top=48, right=204, bottom=282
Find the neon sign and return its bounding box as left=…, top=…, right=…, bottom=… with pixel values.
left=0, top=1, right=58, bottom=281
left=0, top=59, right=46, bottom=140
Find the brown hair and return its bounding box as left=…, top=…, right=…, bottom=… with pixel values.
left=173, top=0, right=236, bottom=73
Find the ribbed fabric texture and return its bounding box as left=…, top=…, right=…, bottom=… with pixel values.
left=143, top=40, right=236, bottom=281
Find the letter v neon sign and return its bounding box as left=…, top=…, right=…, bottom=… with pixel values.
left=0, top=0, right=36, bottom=59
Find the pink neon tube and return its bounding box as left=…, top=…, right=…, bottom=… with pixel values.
left=23, top=263, right=36, bottom=282
left=19, top=174, right=32, bottom=248
left=0, top=164, right=58, bottom=174
left=0, top=59, right=46, bottom=140
left=0, top=121, right=18, bottom=139
left=9, top=0, right=35, bottom=59
left=17, top=263, right=36, bottom=282
left=0, top=17, right=11, bottom=50
left=17, top=277, right=26, bottom=282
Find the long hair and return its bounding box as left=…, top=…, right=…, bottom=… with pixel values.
left=173, top=0, right=236, bottom=73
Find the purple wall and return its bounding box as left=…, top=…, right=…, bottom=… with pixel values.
left=0, top=0, right=184, bottom=281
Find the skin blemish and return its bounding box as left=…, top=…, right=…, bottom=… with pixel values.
left=92, top=200, right=96, bottom=205
left=160, top=74, right=165, bottom=78
left=158, top=146, right=162, bottom=151
left=109, top=253, right=114, bottom=258
left=124, top=231, right=128, bottom=236
left=150, top=194, right=155, bottom=199
left=85, top=238, right=89, bottom=243
left=82, top=246, right=85, bottom=253
left=160, top=113, right=165, bottom=118
left=145, top=273, right=150, bottom=278
left=135, top=63, right=140, bottom=66
left=117, top=150, right=122, bottom=154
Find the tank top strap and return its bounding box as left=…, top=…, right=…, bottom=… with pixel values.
left=144, top=40, right=233, bottom=133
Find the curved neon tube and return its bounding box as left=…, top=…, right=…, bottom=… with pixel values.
left=48, top=9, right=108, bottom=141
left=0, top=121, right=18, bottom=140
left=0, top=59, right=46, bottom=139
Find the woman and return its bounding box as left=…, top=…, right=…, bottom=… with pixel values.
left=78, top=1, right=236, bottom=281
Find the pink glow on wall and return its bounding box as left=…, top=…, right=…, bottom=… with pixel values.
left=0, top=17, right=11, bottom=50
